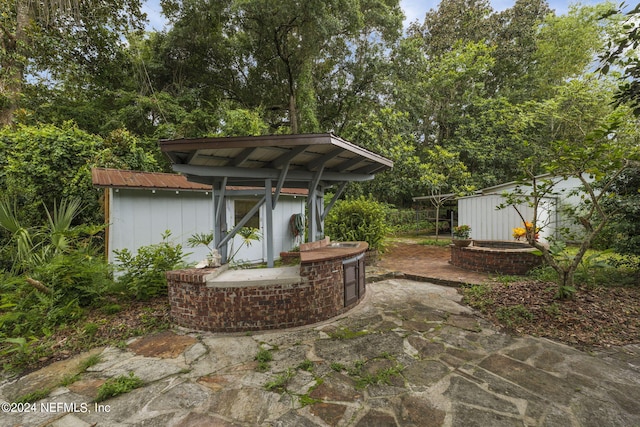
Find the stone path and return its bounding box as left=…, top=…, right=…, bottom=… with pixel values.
left=1, top=278, right=639, bottom=426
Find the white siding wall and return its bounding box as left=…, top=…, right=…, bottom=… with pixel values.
left=458, top=194, right=556, bottom=242
left=549, top=176, right=589, bottom=239
left=108, top=188, right=305, bottom=266
left=273, top=196, right=306, bottom=252
left=109, top=189, right=213, bottom=264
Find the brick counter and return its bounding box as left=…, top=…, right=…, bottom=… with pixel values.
left=167, top=243, right=368, bottom=332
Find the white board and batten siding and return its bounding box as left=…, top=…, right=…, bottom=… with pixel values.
left=457, top=175, right=591, bottom=243
left=225, top=196, right=306, bottom=264
left=108, top=189, right=305, bottom=266
left=457, top=194, right=556, bottom=242
left=108, top=188, right=214, bottom=264
left=94, top=168, right=307, bottom=266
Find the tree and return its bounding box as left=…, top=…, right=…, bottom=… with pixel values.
left=489, top=0, right=551, bottom=101
left=600, top=166, right=640, bottom=259
left=501, top=81, right=640, bottom=298
left=0, top=123, right=102, bottom=224
left=600, top=3, right=640, bottom=115
left=392, top=40, right=494, bottom=148
left=343, top=108, right=430, bottom=207
left=530, top=3, right=612, bottom=99
left=157, top=0, right=402, bottom=135
left=0, top=0, right=145, bottom=126
left=0, top=123, right=159, bottom=226
left=453, top=97, right=532, bottom=188
left=416, top=0, right=493, bottom=58
left=420, top=145, right=472, bottom=240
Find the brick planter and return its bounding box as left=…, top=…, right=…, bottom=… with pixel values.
left=450, top=240, right=543, bottom=275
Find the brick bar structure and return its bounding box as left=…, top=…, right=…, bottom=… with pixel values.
left=450, top=240, right=543, bottom=275
left=167, top=242, right=368, bottom=332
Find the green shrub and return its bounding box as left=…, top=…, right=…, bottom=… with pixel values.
left=264, top=369, right=294, bottom=392
left=84, top=323, right=99, bottom=337
left=325, top=196, right=390, bottom=252
left=0, top=198, right=113, bottom=339
left=15, top=388, right=52, bottom=404
left=113, top=230, right=187, bottom=300
left=297, top=359, right=314, bottom=372
left=101, top=304, right=122, bottom=315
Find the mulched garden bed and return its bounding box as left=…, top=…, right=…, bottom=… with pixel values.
left=462, top=280, right=640, bottom=349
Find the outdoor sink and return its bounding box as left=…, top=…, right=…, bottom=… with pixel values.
left=327, top=242, right=360, bottom=248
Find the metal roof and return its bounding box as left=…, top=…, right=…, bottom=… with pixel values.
left=91, top=168, right=308, bottom=196
left=159, top=133, right=393, bottom=188
left=92, top=168, right=211, bottom=191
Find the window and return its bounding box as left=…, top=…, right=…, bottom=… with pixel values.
left=234, top=200, right=260, bottom=229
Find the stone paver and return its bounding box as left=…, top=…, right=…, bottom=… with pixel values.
left=1, top=278, right=639, bottom=426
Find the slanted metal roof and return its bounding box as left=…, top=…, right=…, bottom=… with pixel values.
left=92, top=168, right=211, bottom=191
left=159, top=133, right=393, bottom=188
left=91, top=168, right=308, bottom=196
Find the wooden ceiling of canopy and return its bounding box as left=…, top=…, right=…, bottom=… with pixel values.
left=159, top=133, right=393, bottom=188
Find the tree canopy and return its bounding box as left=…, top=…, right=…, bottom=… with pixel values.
left=0, top=0, right=636, bottom=212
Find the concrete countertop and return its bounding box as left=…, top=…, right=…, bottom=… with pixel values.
left=206, top=265, right=301, bottom=287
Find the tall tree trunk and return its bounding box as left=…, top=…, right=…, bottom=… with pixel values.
left=289, top=93, right=298, bottom=134
left=0, top=1, right=28, bottom=126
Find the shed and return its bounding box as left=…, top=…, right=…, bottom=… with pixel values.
left=92, top=168, right=307, bottom=265
left=456, top=175, right=590, bottom=242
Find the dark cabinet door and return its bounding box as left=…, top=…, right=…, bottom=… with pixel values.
left=343, top=260, right=358, bottom=306
left=358, top=256, right=365, bottom=297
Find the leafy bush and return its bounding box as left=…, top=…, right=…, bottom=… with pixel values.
left=0, top=123, right=102, bottom=226
left=0, top=198, right=112, bottom=339
left=113, top=231, right=187, bottom=300
left=0, top=124, right=160, bottom=227
left=325, top=196, right=390, bottom=252
left=264, top=369, right=294, bottom=392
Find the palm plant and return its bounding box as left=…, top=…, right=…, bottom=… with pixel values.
left=0, top=197, right=87, bottom=273
left=0, top=198, right=39, bottom=273
left=228, top=227, right=262, bottom=265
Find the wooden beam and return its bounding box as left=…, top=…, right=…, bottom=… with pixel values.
left=173, top=164, right=375, bottom=182
left=233, top=147, right=258, bottom=166
left=269, top=145, right=309, bottom=168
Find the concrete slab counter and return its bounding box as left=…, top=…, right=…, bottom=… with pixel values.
left=167, top=239, right=368, bottom=332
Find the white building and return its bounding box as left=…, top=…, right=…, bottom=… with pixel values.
left=92, top=168, right=307, bottom=265
left=456, top=175, right=592, bottom=242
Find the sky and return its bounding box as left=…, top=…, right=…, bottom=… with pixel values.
left=401, top=0, right=607, bottom=24
left=142, top=0, right=610, bottom=31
